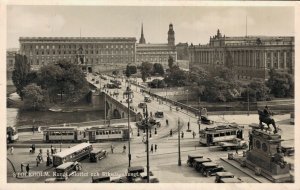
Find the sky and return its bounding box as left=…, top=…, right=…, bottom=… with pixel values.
left=7, top=5, right=294, bottom=49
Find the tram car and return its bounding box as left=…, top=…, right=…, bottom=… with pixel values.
left=43, top=127, right=85, bottom=143
left=199, top=124, right=244, bottom=146
left=85, top=125, right=131, bottom=142
left=7, top=126, right=18, bottom=143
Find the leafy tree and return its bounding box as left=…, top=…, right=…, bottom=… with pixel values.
left=266, top=69, right=294, bottom=98
left=140, top=62, right=153, bottom=82
left=189, top=66, right=210, bottom=85
left=22, top=83, right=49, bottom=111
left=125, top=64, right=137, bottom=77
left=152, top=63, right=165, bottom=75
left=148, top=79, right=166, bottom=88
left=241, top=79, right=270, bottom=101
left=38, top=59, right=89, bottom=103
left=12, top=54, right=31, bottom=99
left=164, top=67, right=187, bottom=87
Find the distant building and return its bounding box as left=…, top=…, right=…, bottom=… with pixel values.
left=6, top=48, right=18, bottom=71
left=176, top=42, right=189, bottom=60
left=136, top=23, right=177, bottom=67
left=188, top=29, right=294, bottom=80
left=19, top=37, right=136, bottom=72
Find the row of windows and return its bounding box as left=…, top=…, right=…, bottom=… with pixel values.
left=47, top=131, right=74, bottom=135
left=213, top=131, right=236, bottom=137
left=94, top=130, right=123, bottom=135
left=25, top=49, right=135, bottom=55
left=23, top=44, right=135, bottom=50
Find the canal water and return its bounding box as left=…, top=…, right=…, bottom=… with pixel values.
left=7, top=108, right=105, bottom=127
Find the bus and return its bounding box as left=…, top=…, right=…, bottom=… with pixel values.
left=43, top=127, right=85, bottom=143
left=7, top=126, right=18, bottom=143
left=52, top=142, right=93, bottom=167
left=199, top=124, right=244, bottom=146
left=85, top=125, right=130, bottom=142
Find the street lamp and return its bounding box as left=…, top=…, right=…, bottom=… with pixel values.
left=123, top=84, right=134, bottom=167
left=178, top=118, right=182, bottom=166
left=142, top=104, right=150, bottom=183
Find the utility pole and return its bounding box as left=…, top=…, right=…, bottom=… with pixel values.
left=143, top=105, right=150, bottom=183
left=198, top=96, right=201, bottom=134
left=247, top=88, right=250, bottom=116
left=178, top=118, right=181, bottom=166
left=127, top=83, right=132, bottom=167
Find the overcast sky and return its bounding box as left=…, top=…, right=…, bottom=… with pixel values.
left=7, top=5, right=294, bottom=49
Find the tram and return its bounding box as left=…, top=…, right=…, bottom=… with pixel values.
left=7, top=126, right=18, bottom=143
left=43, top=127, right=85, bottom=143
left=85, top=125, right=130, bottom=142
left=199, top=124, right=244, bottom=146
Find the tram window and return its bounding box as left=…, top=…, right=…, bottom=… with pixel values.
left=109, top=131, right=111, bottom=134
left=106, top=131, right=109, bottom=135
left=111, top=130, right=115, bottom=134
left=226, top=132, right=231, bottom=136
left=231, top=131, right=236, bottom=135
left=220, top=133, right=225, bottom=137
left=214, top=134, right=219, bottom=137
left=96, top=131, right=99, bottom=135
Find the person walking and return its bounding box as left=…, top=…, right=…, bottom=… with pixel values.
left=150, top=144, right=153, bottom=153
left=166, top=119, right=169, bottom=126
left=21, top=163, right=24, bottom=172
left=10, top=146, right=14, bottom=155
left=123, top=144, right=126, bottom=153
left=170, top=129, right=173, bottom=137
left=187, top=122, right=190, bottom=130
left=26, top=164, right=30, bottom=176
left=50, top=145, right=54, bottom=155
left=181, top=131, right=184, bottom=139
left=155, top=144, right=157, bottom=152
left=36, top=156, right=40, bottom=167
left=111, top=144, right=114, bottom=154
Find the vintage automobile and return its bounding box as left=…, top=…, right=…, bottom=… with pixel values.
left=218, top=138, right=248, bottom=151
left=55, top=161, right=82, bottom=181
left=219, top=177, right=243, bottom=183
left=110, top=166, right=158, bottom=183
left=154, top=111, right=164, bottom=118
left=126, top=99, right=133, bottom=103
left=89, top=149, right=107, bottom=162
left=215, top=172, right=235, bottom=183
left=91, top=176, right=111, bottom=183
left=144, top=96, right=151, bottom=103
left=138, top=102, right=147, bottom=109
left=136, top=118, right=161, bottom=129
left=201, top=162, right=225, bottom=177
left=281, top=146, right=294, bottom=156
left=200, top=116, right=214, bottom=125
left=187, top=154, right=203, bottom=167
left=193, top=158, right=212, bottom=171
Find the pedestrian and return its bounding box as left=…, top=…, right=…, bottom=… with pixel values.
left=187, top=122, right=190, bottom=130
left=32, top=144, right=35, bottom=153
left=123, top=144, right=126, bottom=153
left=192, top=131, right=196, bottom=139
left=26, top=164, right=30, bottom=176
left=36, top=156, right=40, bottom=166
left=111, top=144, right=114, bottom=154
left=170, top=129, right=173, bottom=137
left=21, top=163, right=24, bottom=172
left=181, top=131, right=184, bottom=139
left=235, top=147, right=239, bottom=155
left=166, top=119, right=169, bottom=126
left=32, top=125, right=35, bottom=134
left=10, top=146, right=14, bottom=155
left=150, top=112, right=152, bottom=117
left=51, top=145, right=54, bottom=155
left=46, top=149, right=50, bottom=157
left=155, top=144, right=157, bottom=152
left=150, top=144, right=153, bottom=153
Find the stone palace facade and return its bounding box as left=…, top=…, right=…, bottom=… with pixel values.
left=188, top=29, right=294, bottom=80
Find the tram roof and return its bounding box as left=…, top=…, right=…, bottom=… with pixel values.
left=202, top=125, right=243, bottom=133
left=85, top=125, right=128, bottom=131
left=44, top=127, right=78, bottom=131
left=53, top=142, right=91, bottom=158
left=56, top=162, right=75, bottom=169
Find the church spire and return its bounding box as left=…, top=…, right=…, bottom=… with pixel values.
left=139, top=23, right=146, bottom=44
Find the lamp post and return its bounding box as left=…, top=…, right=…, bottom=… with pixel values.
left=143, top=104, right=150, bottom=183
left=198, top=96, right=201, bottom=134
left=123, top=83, right=134, bottom=167
left=178, top=118, right=182, bottom=166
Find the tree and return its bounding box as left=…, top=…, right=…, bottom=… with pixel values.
left=241, top=79, right=270, bottom=102
left=140, top=62, right=153, bottom=82
left=22, top=83, right=49, bottom=111
left=148, top=79, right=166, bottom=88
left=38, top=59, right=89, bottom=103
left=266, top=69, right=294, bottom=98
left=12, top=54, right=31, bottom=99
left=125, top=64, right=137, bottom=77
left=152, top=63, right=165, bottom=75
left=189, top=66, right=210, bottom=85
left=164, top=67, right=187, bottom=87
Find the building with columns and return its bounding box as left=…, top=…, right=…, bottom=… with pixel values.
left=6, top=48, right=19, bottom=71
left=136, top=23, right=177, bottom=67
left=19, top=37, right=136, bottom=72
left=188, top=29, right=294, bottom=80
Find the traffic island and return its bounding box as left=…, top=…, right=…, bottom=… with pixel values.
left=222, top=129, right=293, bottom=183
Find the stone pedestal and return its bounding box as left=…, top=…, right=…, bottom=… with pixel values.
left=245, top=129, right=292, bottom=182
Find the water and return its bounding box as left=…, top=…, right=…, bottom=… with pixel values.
left=7, top=108, right=105, bottom=127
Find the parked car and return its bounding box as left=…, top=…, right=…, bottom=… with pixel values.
left=193, top=158, right=212, bottom=172
left=215, top=172, right=235, bottom=183
left=144, top=96, right=151, bottom=103
left=55, top=161, right=82, bottom=181
left=110, top=166, right=158, bottom=183
left=201, top=162, right=224, bottom=177
left=89, top=149, right=107, bottom=162
left=219, top=177, right=243, bottom=183
left=155, top=111, right=164, bottom=118
left=138, top=102, right=147, bottom=109
left=91, top=176, right=111, bottom=183
left=218, top=138, right=248, bottom=151
left=187, top=154, right=203, bottom=167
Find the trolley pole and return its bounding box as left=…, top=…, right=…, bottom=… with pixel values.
left=178, top=118, right=181, bottom=166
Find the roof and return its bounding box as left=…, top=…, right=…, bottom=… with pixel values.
left=128, top=166, right=144, bottom=173
left=202, top=162, right=218, bottom=167
left=194, top=158, right=211, bottom=163
left=53, top=142, right=91, bottom=158
left=19, top=37, right=136, bottom=42
left=85, top=125, right=127, bottom=131
left=220, top=177, right=242, bottom=183
left=216, top=172, right=234, bottom=176
left=45, top=127, right=78, bottom=131
left=56, top=162, right=75, bottom=169
left=188, top=154, right=203, bottom=158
